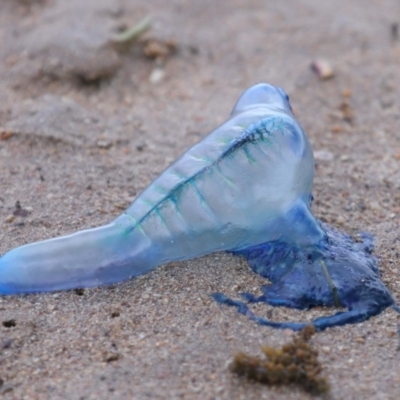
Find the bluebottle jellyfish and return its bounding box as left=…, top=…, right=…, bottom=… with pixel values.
left=0, top=83, right=398, bottom=331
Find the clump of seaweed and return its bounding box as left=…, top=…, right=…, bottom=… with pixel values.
left=230, top=325, right=329, bottom=395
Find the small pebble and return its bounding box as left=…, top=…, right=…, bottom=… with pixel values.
left=149, top=68, right=165, bottom=84
left=339, top=100, right=354, bottom=123
left=321, top=346, right=330, bottom=354
left=311, top=59, right=334, bottom=80
left=342, top=89, right=352, bottom=97
left=5, top=215, right=14, bottom=223
left=97, top=139, right=112, bottom=149
left=314, top=150, right=334, bottom=161
left=336, top=215, right=345, bottom=225
left=142, top=38, right=177, bottom=61
left=331, top=125, right=342, bottom=133
left=369, top=201, right=381, bottom=211
left=0, top=130, right=14, bottom=141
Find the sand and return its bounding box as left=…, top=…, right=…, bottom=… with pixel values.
left=1, top=0, right=400, bottom=399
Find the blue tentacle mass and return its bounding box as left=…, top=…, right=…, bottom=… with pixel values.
left=0, top=83, right=398, bottom=331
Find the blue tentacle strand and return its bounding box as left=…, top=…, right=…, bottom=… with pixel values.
left=0, top=83, right=398, bottom=331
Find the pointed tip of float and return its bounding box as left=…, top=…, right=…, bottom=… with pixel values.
left=230, top=83, right=293, bottom=116
left=0, top=256, right=18, bottom=295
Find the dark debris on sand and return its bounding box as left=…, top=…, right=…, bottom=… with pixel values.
left=230, top=326, right=329, bottom=395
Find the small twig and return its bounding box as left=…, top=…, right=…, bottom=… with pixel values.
left=112, top=16, right=152, bottom=44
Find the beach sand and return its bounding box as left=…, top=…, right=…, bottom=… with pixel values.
left=1, top=1, right=400, bottom=398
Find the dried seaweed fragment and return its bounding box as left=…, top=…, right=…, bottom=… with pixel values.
left=230, top=326, right=329, bottom=395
